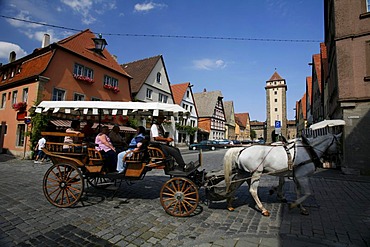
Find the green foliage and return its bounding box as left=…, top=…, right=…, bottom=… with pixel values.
left=250, top=129, right=257, bottom=140
left=127, top=118, right=139, bottom=129
left=175, top=123, right=198, bottom=135
left=29, top=108, right=50, bottom=150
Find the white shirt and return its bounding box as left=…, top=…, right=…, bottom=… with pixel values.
left=38, top=137, right=46, bottom=150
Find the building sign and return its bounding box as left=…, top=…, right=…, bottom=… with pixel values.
left=275, top=120, right=281, bottom=135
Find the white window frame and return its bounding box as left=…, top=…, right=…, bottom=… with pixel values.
left=22, top=88, right=28, bottom=103
left=367, top=0, right=370, bottom=12
left=104, top=75, right=118, bottom=87
left=16, top=124, right=26, bottom=147
left=12, top=91, right=17, bottom=105
left=146, top=89, right=153, bottom=99
left=158, top=93, right=168, bottom=103
left=74, top=63, right=94, bottom=80
left=156, top=72, right=161, bottom=84
left=74, top=93, right=85, bottom=101
left=52, top=88, right=66, bottom=101
left=1, top=93, right=6, bottom=108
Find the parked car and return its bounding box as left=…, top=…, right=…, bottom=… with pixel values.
left=189, top=140, right=218, bottom=151
left=229, top=140, right=242, bottom=145
left=241, top=140, right=253, bottom=144
left=214, top=139, right=231, bottom=149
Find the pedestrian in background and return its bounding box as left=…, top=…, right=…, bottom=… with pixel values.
left=34, top=135, right=46, bottom=163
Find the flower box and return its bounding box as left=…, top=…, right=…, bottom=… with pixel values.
left=73, top=74, right=94, bottom=84
left=103, top=84, right=120, bottom=93
left=12, top=102, right=27, bottom=111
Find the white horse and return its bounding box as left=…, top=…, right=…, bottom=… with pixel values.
left=223, top=133, right=341, bottom=216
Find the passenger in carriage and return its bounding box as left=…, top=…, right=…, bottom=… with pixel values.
left=150, top=115, right=194, bottom=172
left=109, top=125, right=128, bottom=153
left=95, top=126, right=117, bottom=173
left=63, top=120, right=82, bottom=152
left=116, top=126, right=148, bottom=174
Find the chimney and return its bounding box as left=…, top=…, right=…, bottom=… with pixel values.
left=42, top=34, right=50, bottom=48
left=9, top=51, right=16, bottom=63
left=112, top=55, right=118, bottom=61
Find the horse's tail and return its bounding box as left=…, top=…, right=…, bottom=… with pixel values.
left=223, top=147, right=244, bottom=192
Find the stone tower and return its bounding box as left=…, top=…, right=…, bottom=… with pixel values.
left=265, top=71, right=287, bottom=143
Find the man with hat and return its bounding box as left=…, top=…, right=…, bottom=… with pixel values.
left=150, top=115, right=194, bottom=171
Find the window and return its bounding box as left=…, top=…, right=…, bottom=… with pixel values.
left=274, top=91, right=277, bottom=95
left=1, top=93, right=6, bottom=108
left=84, top=67, right=94, bottom=78
left=368, top=0, right=370, bottom=12
left=74, top=63, right=84, bottom=76
left=16, top=124, right=25, bottom=147
left=274, top=98, right=277, bottom=102
left=74, top=63, right=94, bottom=79
left=146, top=89, right=153, bottom=99
left=52, top=88, right=65, bottom=101
left=189, top=106, right=193, bottom=113
left=275, top=108, right=278, bottom=112
left=12, top=91, right=18, bottom=105
left=186, top=91, right=190, bottom=98
left=91, top=97, right=100, bottom=101
left=74, top=93, right=85, bottom=101
left=156, top=72, right=161, bottom=83
left=22, top=88, right=28, bottom=103
left=104, top=75, right=118, bottom=87
left=366, top=41, right=370, bottom=81
left=158, top=93, right=168, bottom=103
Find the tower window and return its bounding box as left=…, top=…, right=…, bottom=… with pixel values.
left=274, top=98, right=277, bottom=102
left=275, top=108, right=278, bottom=112
left=274, top=91, right=277, bottom=95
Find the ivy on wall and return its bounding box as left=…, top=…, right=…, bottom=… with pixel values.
left=175, top=123, right=198, bottom=135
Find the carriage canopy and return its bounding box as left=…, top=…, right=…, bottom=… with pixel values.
left=35, top=101, right=190, bottom=118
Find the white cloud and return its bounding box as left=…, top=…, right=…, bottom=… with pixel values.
left=61, top=0, right=116, bottom=24
left=134, top=2, right=167, bottom=13
left=0, top=42, right=28, bottom=61
left=193, top=59, right=227, bottom=71
left=6, top=10, right=44, bottom=28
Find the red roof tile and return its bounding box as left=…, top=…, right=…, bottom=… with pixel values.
left=313, top=54, right=322, bottom=93
left=235, top=113, right=249, bottom=128
left=57, top=29, right=130, bottom=77
left=171, top=82, right=190, bottom=105
left=0, top=51, right=53, bottom=87
left=306, top=76, right=312, bottom=105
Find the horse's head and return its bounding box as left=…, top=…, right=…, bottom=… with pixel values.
left=307, top=133, right=342, bottom=158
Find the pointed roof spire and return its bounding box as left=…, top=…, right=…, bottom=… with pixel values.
left=268, top=71, right=283, bottom=81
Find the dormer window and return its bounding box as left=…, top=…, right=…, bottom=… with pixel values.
left=156, top=72, right=161, bottom=83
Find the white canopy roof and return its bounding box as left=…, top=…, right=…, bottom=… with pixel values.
left=309, top=119, right=345, bottom=130
left=35, top=101, right=189, bottom=117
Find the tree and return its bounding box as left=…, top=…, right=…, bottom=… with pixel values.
left=250, top=129, right=257, bottom=141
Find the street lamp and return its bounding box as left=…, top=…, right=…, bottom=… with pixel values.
left=92, top=33, right=107, bottom=52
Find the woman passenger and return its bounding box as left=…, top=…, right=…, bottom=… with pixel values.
left=95, top=126, right=117, bottom=173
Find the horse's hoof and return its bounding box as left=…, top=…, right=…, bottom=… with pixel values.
left=227, top=207, right=235, bottom=212
left=262, top=210, right=270, bottom=217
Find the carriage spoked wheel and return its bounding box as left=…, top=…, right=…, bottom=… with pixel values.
left=160, top=177, right=199, bottom=217
left=43, top=163, right=84, bottom=208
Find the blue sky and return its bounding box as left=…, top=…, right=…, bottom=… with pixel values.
left=0, top=0, right=324, bottom=121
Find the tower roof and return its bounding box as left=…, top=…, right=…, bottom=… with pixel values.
left=268, top=71, right=283, bottom=81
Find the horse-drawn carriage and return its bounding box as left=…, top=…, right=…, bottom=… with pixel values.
left=35, top=101, right=344, bottom=217
left=36, top=101, right=209, bottom=217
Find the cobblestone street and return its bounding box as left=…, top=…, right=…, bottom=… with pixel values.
left=0, top=154, right=370, bottom=246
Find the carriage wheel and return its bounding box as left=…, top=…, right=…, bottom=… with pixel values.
left=160, top=177, right=199, bottom=217
left=43, top=163, right=84, bottom=208
left=86, top=176, right=112, bottom=189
